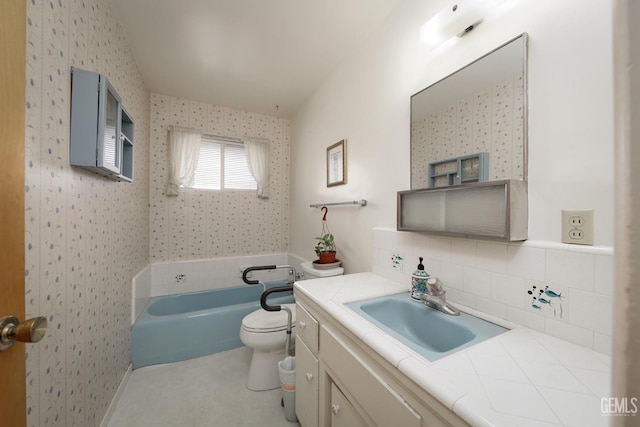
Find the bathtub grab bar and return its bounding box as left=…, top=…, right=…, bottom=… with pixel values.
left=241, top=264, right=297, bottom=292
left=260, top=285, right=295, bottom=358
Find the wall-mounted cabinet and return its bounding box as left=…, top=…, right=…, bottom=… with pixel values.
left=70, top=68, right=134, bottom=182
left=398, top=180, right=528, bottom=241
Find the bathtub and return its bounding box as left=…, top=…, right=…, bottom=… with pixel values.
left=131, top=283, right=294, bottom=369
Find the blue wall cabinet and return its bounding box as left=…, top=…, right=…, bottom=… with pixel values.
left=70, top=68, right=134, bottom=181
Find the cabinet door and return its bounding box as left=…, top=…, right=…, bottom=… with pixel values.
left=296, top=338, right=318, bottom=427
left=97, top=78, right=121, bottom=174
left=330, top=383, right=368, bottom=427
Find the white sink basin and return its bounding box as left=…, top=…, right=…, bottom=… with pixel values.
left=346, top=293, right=508, bottom=361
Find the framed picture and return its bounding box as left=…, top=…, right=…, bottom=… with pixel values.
left=326, top=139, right=346, bottom=187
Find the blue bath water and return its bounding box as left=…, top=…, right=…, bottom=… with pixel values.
left=131, top=283, right=294, bottom=369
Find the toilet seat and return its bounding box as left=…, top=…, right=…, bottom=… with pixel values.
left=241, top=303, right=296, bottom=333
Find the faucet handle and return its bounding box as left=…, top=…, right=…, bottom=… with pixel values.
left=426, top=277, right=443, bottom=294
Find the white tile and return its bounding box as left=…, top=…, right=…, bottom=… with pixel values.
left=362, top=330, right=411, bottom=368
left=507, top=307, right=545, bottom=332
left=568, top=288, right=612, bottom=335
left=594, top=254, right=614, bottom=295
left=454, top=393, right=561, bottom=427
left=476, top=241, right=508, bottom=273
left=372, top=228, right=385, bottom=250
left=500, top=329, right=557, bottom=364
left=537, top=386, right=605, bottom=427
left=545, top=249, right=595, bottom=291
left=428, top=237, right=452, bottom=261
left=568, top=366, right=611, bottom=398
left=411, top=233, right=431, bottom=255
left=451, top=238, right=477, bottom=267
left=398, top=357, right=464, bottom=409
left=491, top=273, right=526, bottom=308
left=469, top=353, right=530, bottom=383
left=479, top=378, right=560, bottom=423
left=446, top=288, right=477, bottom=308
left=387, top=230, right=413, bottom=254
left=463, top=267, right=492, bottom=296
left=439, top=261, right=464, bottom=290
left=543, top=317, right=594, bottom=350
left=507, top=245, right=546, bottom=281
left=475, top=296, right=508, bottom=319
left=593, top=333, right=612, bottom=356
left=531, top=330, right=605, bottom=371
left=517, top=360, right=591, bottom=394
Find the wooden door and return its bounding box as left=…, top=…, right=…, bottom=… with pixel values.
left=0, top=0, right=27, bottom=426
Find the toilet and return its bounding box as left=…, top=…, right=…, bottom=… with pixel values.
left=240, top=303, right=297, bottom=391
left=240, top=262, right=344, bottom=391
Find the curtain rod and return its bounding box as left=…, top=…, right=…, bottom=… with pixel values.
left=309, top=200, right=367, bottom=208
left=167, top=125, right=243, bottom=143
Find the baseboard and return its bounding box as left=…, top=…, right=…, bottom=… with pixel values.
left=100, top=364, right=133, bottom=427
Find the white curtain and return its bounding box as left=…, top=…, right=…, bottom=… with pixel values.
left=166, top=126, right=202, bottom=196
left=243, top=137, right=271, bottom=198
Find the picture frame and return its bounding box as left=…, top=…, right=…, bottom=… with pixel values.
left=326, top=139, right=346, bottom=187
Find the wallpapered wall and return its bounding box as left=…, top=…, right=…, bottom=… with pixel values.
left=411, top=74, right=525, bottom=189
left=149, top=93, right=290, bottom=262
left=25, top=0, right=150, bottom=426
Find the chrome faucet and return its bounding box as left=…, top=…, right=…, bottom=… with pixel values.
left=420, top=277, right=460, bottom=316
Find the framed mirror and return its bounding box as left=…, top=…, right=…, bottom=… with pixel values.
left=411, top=33, right=528, bottom=189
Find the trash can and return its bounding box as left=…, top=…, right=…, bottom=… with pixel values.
left=278, top=356, right=298, bottom=422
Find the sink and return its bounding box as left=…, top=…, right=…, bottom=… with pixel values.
left=346, top=293, right=508, bottom=361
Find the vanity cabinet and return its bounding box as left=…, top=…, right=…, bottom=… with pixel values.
left=295, top=304, right=320, bottom=427
left=70, top=67, right=134, bottom=181
left=294, top=294, right=468, bottom=427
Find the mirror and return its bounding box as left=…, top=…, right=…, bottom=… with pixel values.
left=411, top=33, right=528, bottom=189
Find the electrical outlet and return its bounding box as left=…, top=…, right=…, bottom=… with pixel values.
left=562, top=209, right=594, bottom=245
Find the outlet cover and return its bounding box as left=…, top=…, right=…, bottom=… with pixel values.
left=561, top=209, right=594, bottom=245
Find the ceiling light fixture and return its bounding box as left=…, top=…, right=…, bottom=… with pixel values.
left=420, top=0, right=502, bottom=49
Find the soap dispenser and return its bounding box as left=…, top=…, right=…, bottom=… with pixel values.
left=411, top=257, right=429, bottom=301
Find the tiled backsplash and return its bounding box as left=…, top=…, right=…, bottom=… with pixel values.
left=372, top=228, right=613, bottom=355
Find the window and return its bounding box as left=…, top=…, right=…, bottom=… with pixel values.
left=192, top=138, right=257, bottom=191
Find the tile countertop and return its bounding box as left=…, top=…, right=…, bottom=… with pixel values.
left=294, top=272, right=612, bottom=427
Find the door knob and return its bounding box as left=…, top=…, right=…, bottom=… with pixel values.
left=0, top=315, right=47, bottom=351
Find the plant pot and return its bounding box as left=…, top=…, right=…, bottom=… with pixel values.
left=317, top=251, right=337, bottom=264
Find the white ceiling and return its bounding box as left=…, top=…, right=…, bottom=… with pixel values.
left=112, top=0, right=404, bottom=118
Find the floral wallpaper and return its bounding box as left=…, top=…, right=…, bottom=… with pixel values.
left=411, top=73, right=525, bottom=188
left=149, top=94, right=290, bottom=262
left=25, top=0, right=150, bottom=426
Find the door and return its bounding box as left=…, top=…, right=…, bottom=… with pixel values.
left=0, top=1, right=28, bottom=426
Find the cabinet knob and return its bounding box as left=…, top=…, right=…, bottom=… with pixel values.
left=306, top=372, right=313, bottom=382
left=331, top=404, right=340, bottom=416
left=299, top=321, right=306, bottom=329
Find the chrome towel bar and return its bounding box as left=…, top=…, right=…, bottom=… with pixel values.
left=309, top=199, right=367, bottom=208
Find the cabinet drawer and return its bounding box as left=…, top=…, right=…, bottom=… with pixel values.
left=321, top=325, right=422, bottom=427
left=296, top=339, right=319, bottom=427
left=296, top=303, right=319, bottom=354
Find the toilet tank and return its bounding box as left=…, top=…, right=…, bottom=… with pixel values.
left=300, top=261, right=344, bottom=279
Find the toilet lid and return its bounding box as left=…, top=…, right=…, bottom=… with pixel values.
left=242, top=304, right=297, bottom=333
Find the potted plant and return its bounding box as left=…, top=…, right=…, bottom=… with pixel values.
left=314, top=233, right=336, bottom=264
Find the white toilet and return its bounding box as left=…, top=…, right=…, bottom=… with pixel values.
left=240, top=303, right=297, bottom=391
left=240, top=262, right=344, bottom=391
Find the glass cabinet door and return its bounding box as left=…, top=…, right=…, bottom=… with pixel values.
left=97, top=81, right=121, bottom=174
